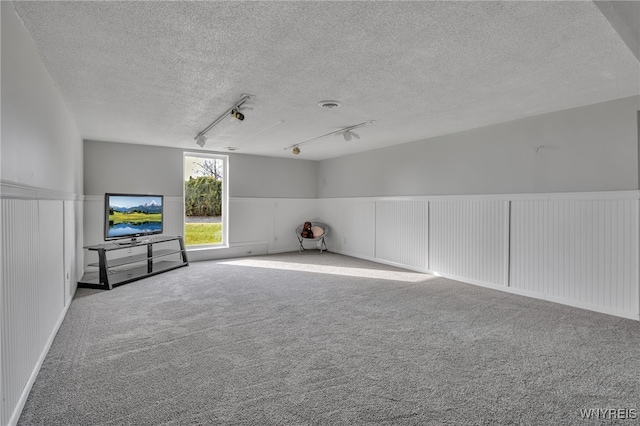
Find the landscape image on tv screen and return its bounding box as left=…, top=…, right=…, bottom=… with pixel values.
left=106, top=194, right=163, bottom=240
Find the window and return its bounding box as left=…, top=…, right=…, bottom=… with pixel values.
left=183, top=153, right=228, bottom=247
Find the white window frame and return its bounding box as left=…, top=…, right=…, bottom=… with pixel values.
left=183, top=152, right=229, bottom=248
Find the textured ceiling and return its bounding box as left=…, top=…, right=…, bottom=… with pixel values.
left=12, top=1, right=640, bottom=160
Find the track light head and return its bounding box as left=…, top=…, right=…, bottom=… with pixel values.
left=343, top=130, right=360, bottom=142
left=292, top=146, right=300, bottom=155
left=231, top=109, right=245, bottom=121
left=196, top=135, right=207, bottom=147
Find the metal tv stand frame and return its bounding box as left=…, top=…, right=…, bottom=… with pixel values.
left=78, top=235, right=189, bottom=290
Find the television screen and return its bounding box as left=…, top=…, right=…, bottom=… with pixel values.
left=105, top=193, right=164, bottom=241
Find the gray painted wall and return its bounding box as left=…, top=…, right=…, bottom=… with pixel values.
left=84, top=140, right=318, bottom=198
left=1, top=2, right=83, bottom=194
left=318, top=96, right=640, bottom=198
left=229, top=153, right=317, bottom=198
left=83, top=141, right=184, bottom=196
left=86, top=95, right=639, bottom=200
left=1, top=3, right=84, bottom=425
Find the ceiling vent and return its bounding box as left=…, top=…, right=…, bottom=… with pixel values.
left=318, top=100, right=342, bottom=109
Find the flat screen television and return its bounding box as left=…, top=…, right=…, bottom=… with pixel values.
left=104, top=193, right=164, bottom=243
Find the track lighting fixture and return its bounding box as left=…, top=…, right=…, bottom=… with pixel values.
left=231, top=109, right=244, bottom=121
left=194, top=94, right=253, bottom=147
left=342, top=130, right=360, bottom=142
left=284, top=120, right=376, bottom=155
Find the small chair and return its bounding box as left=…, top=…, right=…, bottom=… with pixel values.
left=295, top=222, right=328, bottom=253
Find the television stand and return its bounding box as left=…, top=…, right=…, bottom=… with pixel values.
left=78, top=236, right=189, bottom=290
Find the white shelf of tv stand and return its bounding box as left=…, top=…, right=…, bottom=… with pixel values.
left=78, top=235, right=189, bottom=290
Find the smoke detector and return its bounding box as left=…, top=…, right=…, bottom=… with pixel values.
left=318, top=100, right=342, bottom=109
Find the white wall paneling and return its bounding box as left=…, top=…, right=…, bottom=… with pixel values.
left=271, top=198, right=320, bottom=253
left=2, top=2, right=83, bottom=415
left=63, top=200, right=76, bottom=300
left=83, top=196, right=271, bottom=265
left=375, top=200, right=429, bottom=271
left=210, top=197, right=322, bottom=256
left=1, top=199, right=40, bottom=426
left=319, top=191, right=639, bottom=320
left=336, top=199, right=376, bottom=260
left=83, top=196, right=324, bottom=264
left=1, top=192, right=74, bottom=426
left=316, top=199, right=339, bottom=252
left=429, top=199, right=509, bottom=287
left=228, top=198, right=274, bottom=248
left=5, top=189, right=640, bottom=426
left=83, top=193, right=640, bottom=320
left=510, top=196, right=639, bottom=319
left=162, top=196, right=186, bottom=239
left=37, top=201, right=66, bottom=345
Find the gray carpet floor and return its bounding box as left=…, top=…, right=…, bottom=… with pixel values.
left=18, top=252, right=640, bottom=425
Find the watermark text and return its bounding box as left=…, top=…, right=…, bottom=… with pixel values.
left=580, top=408, right=637, bottom=420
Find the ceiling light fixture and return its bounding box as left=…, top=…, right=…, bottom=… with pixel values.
left=341, top=129, right=361, bottom=142
left=195, top=135, right=207, bottom=147
left=292, top=146, right=301, bottom=155
left=284, top=120, right=376, bottom=154
left=194, top=93, right=253, bottom=147
left=230, top=109, right=244, bottom=121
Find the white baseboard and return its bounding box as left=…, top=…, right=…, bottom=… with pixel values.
left=187, top=241, right=269, bottom=262
left=426, top=271, right=640, bottom=321
left=372, top=257, right=430, bottom=274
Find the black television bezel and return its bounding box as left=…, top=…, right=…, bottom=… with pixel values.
left=104, top=193, right=164, bottom=242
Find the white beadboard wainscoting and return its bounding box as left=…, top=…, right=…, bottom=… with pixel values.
left=509, top=196, right=639, bottom=319
left=6, top=189, right=639, bottom=426
left=319, top=192, right=639, bottom=321
left=82, top=192, right=640, bottom=321
left=82, top=196, right=322, bottom=265
left=429, top=200, right=510, bottom=287
left=375, top=200, right=429, bottom=271
left=1, top=182, right=82, bottom=426
left=231, top=197, right=321, bottom=254
left=337, top=199, right=376, bottom=259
